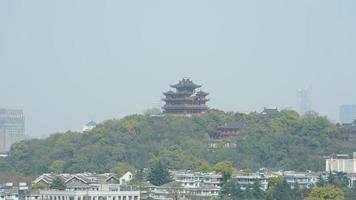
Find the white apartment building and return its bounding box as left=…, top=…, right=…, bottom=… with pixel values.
left=145, top=171, right=223, bottom=200
left=232, top=172, right=273, bottom=191
left=38, top=190, right=139, bottom=200
left=325, top=153, right=356, bottom=174
left=282, top=171, right=319, bottom=189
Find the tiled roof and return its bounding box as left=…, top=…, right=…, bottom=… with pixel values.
left=170, top=78, right=201, bottom=89
left=86, top=121, right=97, bottom=127
left=218, top=121, right=246, bottom=129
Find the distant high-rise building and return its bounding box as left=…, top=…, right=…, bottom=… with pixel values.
left=297, top=87, right=312, bottom=115
left=339, top=104, right=356, bottom=124
left=0, top=109, right=25, bottom=152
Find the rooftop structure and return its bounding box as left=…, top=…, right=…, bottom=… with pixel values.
left=261, top=107, right=279, bottom=116
left=162, top=78, right=209, bottom=115
left=208, top=121, right=246, bottom=150
left=216, top=121, right=245, bottom=138
left=33, top=172, right=133, bottom=190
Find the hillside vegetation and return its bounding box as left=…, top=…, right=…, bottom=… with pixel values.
left=1, top=109, right=355, bottom=176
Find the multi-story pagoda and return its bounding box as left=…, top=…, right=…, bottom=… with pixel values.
left=162, top=78, right=209, bottom=115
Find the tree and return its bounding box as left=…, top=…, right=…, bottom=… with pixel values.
left=213, top=160, right=234, bottom=182
left=249, top=182, right=266, bottom=200
left=266, top=176, right=293, bottom=200
left=31, top=183, right=47, bottom=190
left=147, top=161, right=171, bottom=186
left=49, top=160, right=66, bottom=173
left=49, top=177, right=66, bottom=190
left=328, top=172, right=348, bottom=188
left=219, top=179, right=242, bottom=199
left=307, top=185, right=344, bottom=200
left=110, top=162, right=136, bottom=177
left=1, top=109, right=355, bottom=177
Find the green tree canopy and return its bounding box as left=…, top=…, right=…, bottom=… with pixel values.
left=110, top=162, right=136, bottom=177
left=266, top=176, right=293, bottom=200
left=307, top=185, right=344, bottom=200
left=213, top=160, right=235, bottom=181
left=49, top=177, right=66, bottom=190
left=147, top=161, right=172, bottom=186
left=49, top=160, right=66, bottom=173
left=1, top=110, right=355, bottom=177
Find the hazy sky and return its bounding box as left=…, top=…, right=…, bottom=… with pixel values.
left=1, top=0, right=356, bottom=137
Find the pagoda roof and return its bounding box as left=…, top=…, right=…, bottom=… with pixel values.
left=218, top=121, right=246, bottom=130
left=196, top=90, right=209, bottom=96
left=261, top=107, right=279, bottom=115
left=86, top=120, right=97, bottom=126
left=163, top=91, right=175, bottom=95
left=170, top=78, right=201, bottom=89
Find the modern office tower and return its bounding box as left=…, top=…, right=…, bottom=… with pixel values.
left=0, top=109, right=25, bottom=152
left=339, top=104, right=356, bottom=124
left=297, top=87, right=312, bottom=115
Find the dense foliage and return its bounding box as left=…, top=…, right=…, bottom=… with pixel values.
left=147, top=161, right=171, bottom=186
left=307, top=185, right=344, bottom=200
left=1, top=109, right=355, bottom=177
left=49, top=177, right=66, bottom=190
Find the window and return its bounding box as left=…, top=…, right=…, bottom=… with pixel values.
left=123, top=197, right=126, bottom=200
left=134, top=196, right=138, bottom=200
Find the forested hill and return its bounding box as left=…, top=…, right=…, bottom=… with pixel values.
left=1, top=109, right=355, bottom=176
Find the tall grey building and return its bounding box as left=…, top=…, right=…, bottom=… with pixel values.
left=0, top=109, right=25, bottom=152
left=297, top=87, right=312, bottom=115
left=339, top=104, right=356, bottom=124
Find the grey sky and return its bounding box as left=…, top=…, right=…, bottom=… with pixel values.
left=1, top=0, right=356, bottom=137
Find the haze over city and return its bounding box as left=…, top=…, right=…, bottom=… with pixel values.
left=1, top=0, right=356, bottom=137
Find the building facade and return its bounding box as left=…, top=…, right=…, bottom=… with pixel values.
left=325, top=153, right=356, bottom=174
left=282, top=171, right=319, bottom=189
left=297, top=88, right=312, bottom=115
left=38, top=190, right=139, bottom=200
left=215, top=121, right=245, bottom=138
left=31, top=172, right=139, bottom=200
left=33, top=172, right=134, bottom=190
left=340, top=104, right=356, bottom=124
left=162, top=78, right=209, bottom=115
left=0, top=109, right=25, bottom=152
left=145, top=171, right=222, bottom=200
left=232, top=172, right=271, bottom=191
